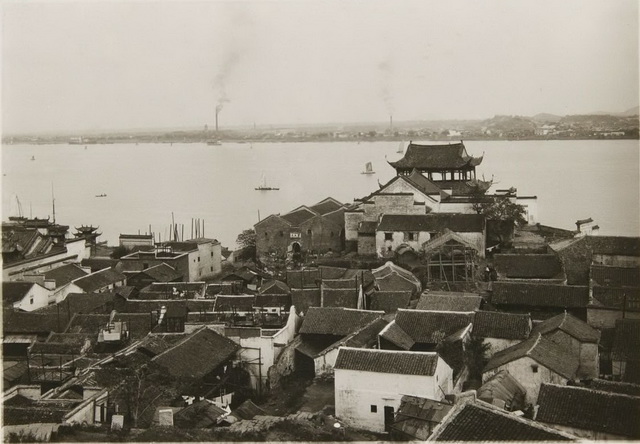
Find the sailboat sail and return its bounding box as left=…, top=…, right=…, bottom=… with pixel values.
left=397, top=141, right=404, bottom=153
left=256, top=172, right=280, bottom=190
left=361, top=161, right=375, bottom=174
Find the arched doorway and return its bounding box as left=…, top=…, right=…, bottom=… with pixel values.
left=291, top=242, right=301, bottom=253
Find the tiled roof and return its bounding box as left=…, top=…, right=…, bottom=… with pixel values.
left=258, top=279, right=290, bottom=295
left=379, top=320, right=415, bottom=350
left=530, top=312, right=600, bottom=343
left=213, top=295, right=255, bottom=312
left=138, top=333, right=191, bottom=357
left=117, top=299, right=214, bottom=314
left=309, top=197, right=344, bottom=216
left=343, top=318, right=389, bottom=349
left=388, top=142, right=483, bottom=170
left=318, top=265, right=348, bottom=279
left=80, top=258, right=119, bottom=273
left=342, top=269, right=376, bottom=289
left=477, top=370, right=527, bottom=411
left=73, top=268, right=126, bottom=293
left=321, top=207, right=346, bottom=228
left=587, top=236, right=640, bottom=257
left=290, top=288, right=321, bottom=315
left=390, top=395, right=453, bottom=441
left=536, top=383, right=640, bottom=438
left=173, top=400, right=228, bottom=428
left=376, top=272, right=420, bottom=294
left=134, top=263, right=182, bottom=282
left=591, top=286, right=640, bottom=310
left=430, top=400, right=574, bottom=441
left=490, top=282, right=589, bottom=308
left=416, top=293, right=482, bottom=312
left=404, top=169, right=445, bottom=195
left=138, top=282, right=206, bottom=299
left=2, top=281, right=39, bottom=304
left=64, top=313, right=110, bottom=334
left=484, top=334, right=579, bottom=379
left=286, top=269, right=320, bottom=289
left=254, top=294, right=291, bottom=309
left=494, top=254, right=564, bottom=279
left=321, top=278, right=357, bottom=289
left=422, top=229, right=480, bottom=253
left=591, top=265, right=640, bottom=287
left=394, top=309, right=474, bottom=345
left=152, top=327, right=239, bottom=378
left=231, top=399, right=266, bottom=420
left=280, top=206, right=319, bottom=226
left=590, top=379, right=640, bottom=397
left=3, top=308, right=68, bottom=334
left=37, top=292, right=114, bottom=315
left=377, top=214, right=485, bottom=233
left=322, top=288, right=359, bottom=308
left=43, top=264, right=88, bottom=286
left=368, top=291, right=412, bottom=313
left=612, top=318, right=640, bottom=361
left=473, top=311, right=532, bottom=340
left=299, top=307, right=383, bottom=336
left=335, top=347, right=439, bottom=376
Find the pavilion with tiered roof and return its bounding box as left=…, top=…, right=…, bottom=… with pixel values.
left=389, top=141, right=483, bottom=181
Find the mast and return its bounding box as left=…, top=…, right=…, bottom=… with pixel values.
left=51, top=183, right=56, bottom=224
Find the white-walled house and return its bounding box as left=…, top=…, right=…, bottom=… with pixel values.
left=334, top=347, right=453, bottom=433
left=483, top=334, right=579, bottom=405
left=2, top=281, right=53, bottom=311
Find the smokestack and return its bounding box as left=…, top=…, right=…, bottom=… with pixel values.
left=389, top=115, right=393, bottom=132
left=215, top=105, right=222, bottom=132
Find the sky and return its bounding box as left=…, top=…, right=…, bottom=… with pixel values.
left=2, top=0, right=638, bottom=134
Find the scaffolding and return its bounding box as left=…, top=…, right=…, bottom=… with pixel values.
left=424, top=239, right=477, bottom=288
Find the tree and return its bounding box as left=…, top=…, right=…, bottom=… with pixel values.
left=464, top=337, right=490, bottom=381
left=236, top=228, right=256, bottom=249
left=471, top=185, right=527, bottom=247
left=111, top=245, right=130, bottom=259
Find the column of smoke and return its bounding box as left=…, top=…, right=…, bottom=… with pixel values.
left=215, top=105, right=222, bottom=132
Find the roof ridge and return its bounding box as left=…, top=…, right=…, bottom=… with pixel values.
left=542, top=382, right=640, bottom=400
left=526, top=333, right=543, bottom=356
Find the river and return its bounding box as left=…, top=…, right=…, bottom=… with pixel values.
left=2, top=140, right=638, bottom=248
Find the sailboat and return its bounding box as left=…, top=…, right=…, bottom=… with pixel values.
left=361, top=161, right=375, bottom=175
left=255, top=173, right=279, bottom=191
left=397, top=141, right=404, bottom=154
left=31, top=156, right=35, bottom=161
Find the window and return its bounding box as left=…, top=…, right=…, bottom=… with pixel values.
left=143, top=263, right=149, bottom=269
left=30, top=298, right=34, bottom=305
left=264, top=232, right=268, bottom=238
left=330, top=231, right=334, bottom=237
left=307, top=229, right=312, bottom=235
left=384, top=232, right=393, bottom=241
left=198, top=257, right=201, bottom=262
left=370, top=405, right=377, bottom=413
left=211, top=252, right=213, bottom=257
left=211, top=267, right=213, bottom=272
left=280, top=231, right=284, bottom=237
left=532, top=364, right=539, bottom=373
left=407, top=232, right=416, bottom=241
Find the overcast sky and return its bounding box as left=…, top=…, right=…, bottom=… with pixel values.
left=2, top=0, right=638, bottom=134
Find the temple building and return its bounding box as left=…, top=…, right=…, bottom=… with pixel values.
left=388, top=141, right=483, bottom=181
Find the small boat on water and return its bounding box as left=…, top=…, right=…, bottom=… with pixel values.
left=95, top=194, right=107, bottom=198
left=31, top=156, right=35, bottom=161
left=397, top=141, right=404, bottom=154
left=361, top=161, right=375, bottom=175
left=255, top=173, right=279, bottom=191
left=207, top=140, right=222, bottom=146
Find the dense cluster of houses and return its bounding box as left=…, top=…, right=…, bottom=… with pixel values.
left=2, top=141, right=639, bottom=441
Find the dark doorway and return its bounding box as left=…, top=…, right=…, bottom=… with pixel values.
left=294, top=350, right=315, bottom=379
left=292, top=242, right=301, bottom=253
left=384, top=406, right=395, bottom=432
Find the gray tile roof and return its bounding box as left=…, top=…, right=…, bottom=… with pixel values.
left=530, top=312, right=600, bottom=343
left=590, top=379, right=640, bottom=397
left=494, top=253, right=564, bottom=279
left=73, top=268, right=126, bottom=293
left=394, top=309, right=475, bottom=345
left=368, top=291, right=412, bottom=313
left=612, top=318, right=640, bottom=361
left=484, top=334, right=579, bottom=379
left=377, top=214, right=485, bottom=233
left=379, top=320, right=415, bottom=350
left=591, top=265, right=640, bottom=287
left=536, top=383, right=640, bottom=438
left=430, top=400, right=574, bottom=441
left=2, top=281, right=39, bottom=304
left=491, top=282, right=589, bottom=308
left=335, top=347, right=439, bottom=376
left=416, top=293, right=483, bottom=312
left=299, top=307, right=383, bottom=336
left=290, top=288, right=321, bottom=315
left=43, top=264, right=88, bottom=287
left=473, top=311, right=532, bottom=340
left=321, top=287, right=359, bottom=308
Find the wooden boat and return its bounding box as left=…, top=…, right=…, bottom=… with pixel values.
left=95, top=194, right=107, bottom=198
left=255, top=173, right=279, bottom=191
left=361, top=161, right=375, bottom=174
left=397, top=141, right=404, bottom=154
left=207, top=140, right=222, bottom=146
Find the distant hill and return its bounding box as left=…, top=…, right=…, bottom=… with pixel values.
left=620, top=106, right=639, bottom=116
left=532, top=113, right=562, bottom=123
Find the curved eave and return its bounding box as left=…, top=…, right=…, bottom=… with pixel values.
left=468, top=155, right=484, bottom=167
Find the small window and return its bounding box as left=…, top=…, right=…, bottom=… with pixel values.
left=198, top=257, right=201, bottom=262
left=532, top=364, right=539, bottom=373
left=370, top=405, right=377, bottom=413
left=384, top=232, right=393, bottom=241
left=280, top=231, right=284, bottom=237
left=143, top=263, right=149, bottom=270
left=330, top=231, right=334, bottom=237
left=264, top=232, right=268, bottom=238
left=407, top=232, right=416, bottom=241
left=211, top=267, right=213, bottom=272
left=30, top=298, right=34, bottom=305
left=307, top=229, right=312, bottom=235
left=211, top=252, right=213, bottom=257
